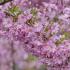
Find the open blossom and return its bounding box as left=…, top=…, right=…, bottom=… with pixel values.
left=0, top=0, right=70, bottom=70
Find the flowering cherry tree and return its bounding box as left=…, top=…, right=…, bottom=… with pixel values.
left=0, top=0, right=70, bottom=70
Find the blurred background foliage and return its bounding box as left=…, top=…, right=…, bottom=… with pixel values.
left=23, top=54, right=46, bottom=70
left=13, top=53, right=46, bottom=70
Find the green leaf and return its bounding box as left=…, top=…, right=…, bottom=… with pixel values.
left=55, top=32, right=70, bottom=46
left=26, top=16, right=38, bottom=26
left=5, top=6, right=22, bottom=22
left=8, top=6, right=22, bottom=17
left=26, top=54, right=37, bottom=62
left=64, top=32, right=70, bottom=39
left=0, top=0, right=4, bottom=3
left=31, top=8, right=37, bottom=16
left=55, top=35, right=65, bottom=46
left=26, top=18, right=35, bottom=25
